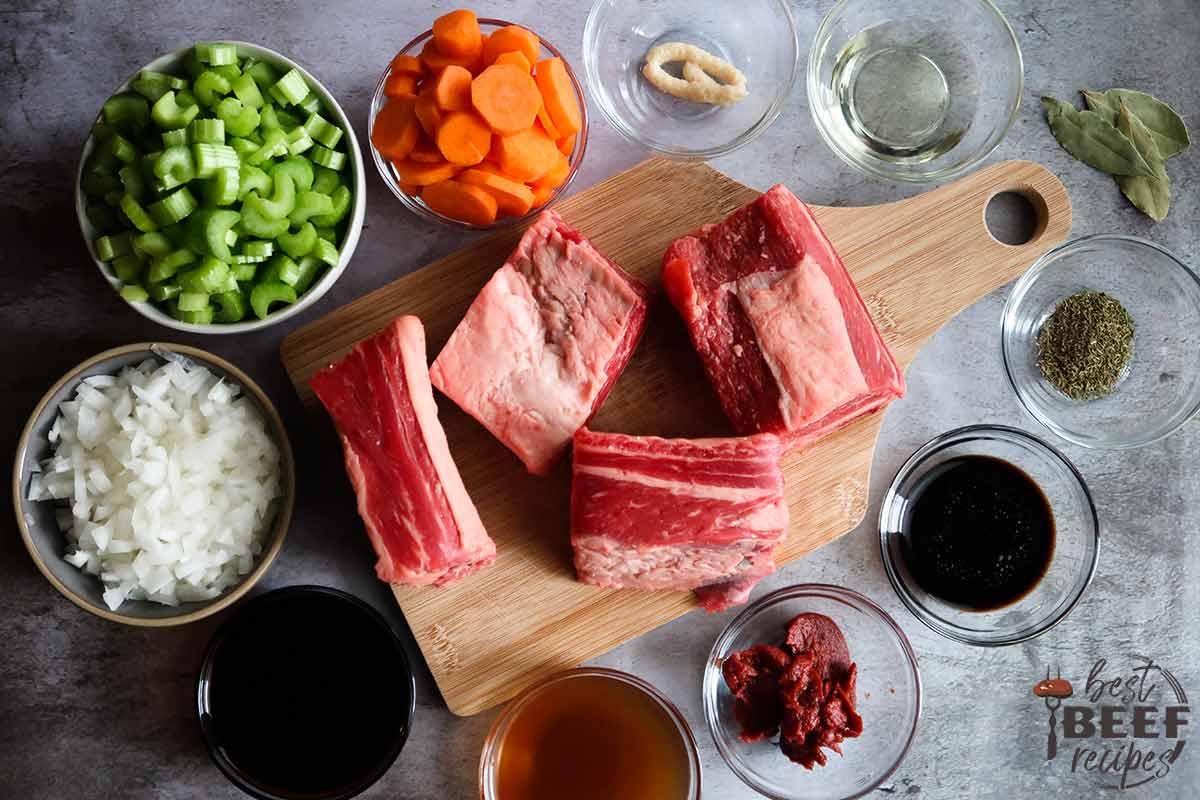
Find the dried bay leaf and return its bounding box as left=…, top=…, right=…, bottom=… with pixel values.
left=1084, top=88, right=1190, bottom=158
left=1116, top=102, right=1171, bottom=221
left=1041, top=96, right=1155, bottom=177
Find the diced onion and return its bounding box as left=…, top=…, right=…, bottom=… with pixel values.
left=30, top=357, right=282, bottom=611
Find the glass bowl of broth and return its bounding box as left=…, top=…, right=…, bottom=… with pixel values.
left=879, top=425, right=1100, bottom=646
left=479, top=668, right=701, bottom=800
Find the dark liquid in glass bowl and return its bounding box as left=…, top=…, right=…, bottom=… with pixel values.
left=198, top=586, right=414, bottom=799
left=902, top=455, right=1055, bottom=610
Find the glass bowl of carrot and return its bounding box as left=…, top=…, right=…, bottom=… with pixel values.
left=369, top=10, right=588, bottom=230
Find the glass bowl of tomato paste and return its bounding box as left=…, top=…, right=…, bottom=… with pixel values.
left=703, top=584, right=922, bottom=800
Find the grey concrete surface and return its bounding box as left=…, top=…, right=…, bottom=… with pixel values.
left=1, top=1, right=1197, bottom=798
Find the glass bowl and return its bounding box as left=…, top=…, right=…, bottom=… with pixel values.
left=879, top=425, right=1099, bottom=646
left=369, top=19, right=588, bottom=230
left=583, top=0, right=800, bottom=160
left=76, top=42, right=366, bottom=334
left=1002, top=235, right=1200, bottom=449
left=703, top=585, right=921, bottom=800
left=807, top=0, right=1022, bottom=182
left=480, top=668, right=701, bottom=800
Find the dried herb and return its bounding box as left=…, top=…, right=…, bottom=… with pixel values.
left=1037, top=291, right=1134, bottom=400
left=1041, top=97, right=1154, bottom=177
left=1083, top=89, right=1190, bottom=158
left=1116, top=103, right=1171, bottom=221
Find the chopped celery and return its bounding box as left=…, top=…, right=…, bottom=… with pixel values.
left=104, top=189, right=124, bottom=208
left=259, top=104, right=281, bottom=131
left=232, top=262, right=258, bottom=281
left=205, top=166, right=240, bottom=206
left=215, top=97, right=260, bottom=137
left=245, top=60, right=279, bottom=91
left=303, top=113, right=343, bottom=149
left=277, top=224, right=317, bottom=259
left=233, top=253, right=268, bottom=264
left=237, top=165, right=272, bottom=199
left=314, top=226, right=336, bottom=244
left=106, top=134, right=139, bottom=164
left=173, top=304, right=214, bottom=324
left=192, top=143, right=240, bottom=177
left=274, top=156, right=314, bottom=191
left=176, top=89, right=199, bottom=108
left=179, top=256, right=231, bottom=293
left=91, top=121, right=115, bottom=141
left=161, top=128, right=188, bottom=148
left=243, top=240, right=273, bottom=259
left=213, top=290, right=248, bottom=322
left=118, top=164, right=147, bottom=200
left=150, top=91, right=200, bottom=130
left=250, top=281, right=297, bottom=319
left=178, top=291, right=210, bottom=312
left=231, top=74, right=264, bottom=109
left=154, top=145, right=195, bottom=190
left=260, top=254, right=301, bottom=285
left=246, top=129, right=288, bottom=166
left=182, top=49, right=206, bottom=80
left=82, top=171, right=122, bottom=198
left=313, top=237, right=339, bottom=266
left=102, top=93, right=150, bottom=135
left=112, top=254, right=144, bottom=282
left=132, top=231, right=173, bottom=258
left=120, top=284, right=149, bottom=303
left=132, top=76, right=172, bottom=102
left=148, top=186, right=198, bottom=225
left=273, top=69, right=309, bottom=105
left=189, top=118, right=225, bottom=144
left=239, top=193, right=291, bottom=238
left=293, top=256, right=325, bottom=294
left=288, top=193, right=333, bottom=228
left=310, top=145, right=345, bottom=171
left=140, top=70, right=188, bottom=91
left=211, top=64, right=242, bottom=82
left=230, top=137, right=259, bottom=158
left=94, top=232, right=133, bottom=261
left=85, top=148, right=121, bottom=177
left=86, top=202, right=120, bottom=233
left=194, top=70, right=233, bottom=107
left=119, top=194, right=158, bottom=232
left=286, top=126, right=314, bottom=155
left=297, top=92, right=322, bottom=115
left=311, top=165, right=340, bottom=195
left=274, top=107, right=302, bottom=130
left=312, top=185, right=351, bottom=227
left=206, top=43, right=238, bottom=66
left=147, top=281, right=182, bottom=302
left=189, top=209, right=241, bottom=261
left=147, top=248, right=195, bottom=283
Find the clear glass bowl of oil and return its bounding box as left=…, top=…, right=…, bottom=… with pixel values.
left=807, top=0, right=1022, bottom=182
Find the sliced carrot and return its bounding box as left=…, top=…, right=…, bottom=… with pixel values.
left=530, top=184, right=555, bottom=208
left=458, top=168, right=535, bottom=217
left=384, top=73, right=419, bottom=100
left=435, top=110, right=492, bottom=166
left=392, top=158, right=460, bottom=185
left=422, top=179, right=499, bottom=225
left=371, top=99, right=419, bottom=161
left=533, top=58, right=582, bottom=137
left=433, top=65, right=473, bottom=111
left=533, top=152, right=570, bottom=190
left=414, top=89, right=443, bottom=136
left=409, top=138, right=443, bottom=163
left=473, top=34, right=490, bottom=73
left=389, top=54, right=425, bottom=78
left=398, top=180, right=423, bottom=196
left=494, top=50, right=532, bottom=73
left=483, top=25, right=540, bottom=67
left=494, top=125, right=559, bottom=182
left=536, top=105, right=562, bottom=140
left=557, top=135, right=575, bottom=156
left=432, top=9, right=482, bottom=60
left=471, top=64, right=541, bottom=136
left=420, top=39, right=479, bottom=74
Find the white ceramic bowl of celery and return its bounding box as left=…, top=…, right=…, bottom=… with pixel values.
left=75, top=42, right=366, bottom=335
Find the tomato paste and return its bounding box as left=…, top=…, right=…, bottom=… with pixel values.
left=721, top=613, right=863, bottom=768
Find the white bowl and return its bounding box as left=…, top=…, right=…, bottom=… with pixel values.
left=75, top=42, right=366, bottom=335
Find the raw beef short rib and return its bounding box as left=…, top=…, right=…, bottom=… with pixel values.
left=311, top=316, right=496, bottom=587
left=431, top=210, right=651, bottom=475
left=570, top=427, right=788, bottom=612
left=662, top=184, right=904, bottom=450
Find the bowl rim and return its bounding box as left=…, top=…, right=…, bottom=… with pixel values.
left=367, top=19, right=589, bottom=231
left=703, top=583, right=922, bottom=800
left=75, top=41, right=367, bottom=335
left=1001, top=233, right=1200, bottom=449
left=805, top=0, right=1024, bottom=184
left=878, top=424, right=1100, bottom=646
left=196, top=584, right=416, bottom=800
left=11, top=342, right=296, bottom=627
left=582, top=0, right=801, bottom=161
left=479, top=666, right=702, bottom=799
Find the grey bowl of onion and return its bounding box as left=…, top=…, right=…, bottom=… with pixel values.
left=12, top=343, right=295, bottom=626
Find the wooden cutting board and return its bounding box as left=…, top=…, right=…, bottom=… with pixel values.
left=281, top=158, right=1071, bottom=716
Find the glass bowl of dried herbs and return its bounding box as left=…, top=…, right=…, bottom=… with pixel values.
left=1002, top=234, right=1200, bottom=449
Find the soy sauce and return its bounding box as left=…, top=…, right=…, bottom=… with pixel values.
left=199, top=587, right=414, bottom=798
left=903, top=456, right=1054, bottom=610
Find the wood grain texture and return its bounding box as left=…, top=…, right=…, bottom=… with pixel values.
left=280, top=158, right=1072, bottom=715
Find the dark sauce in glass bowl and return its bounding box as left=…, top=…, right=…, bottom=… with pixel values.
left=902, top=455, right=1055, bottom=611
left=198, top=586, right=414, bottom=800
